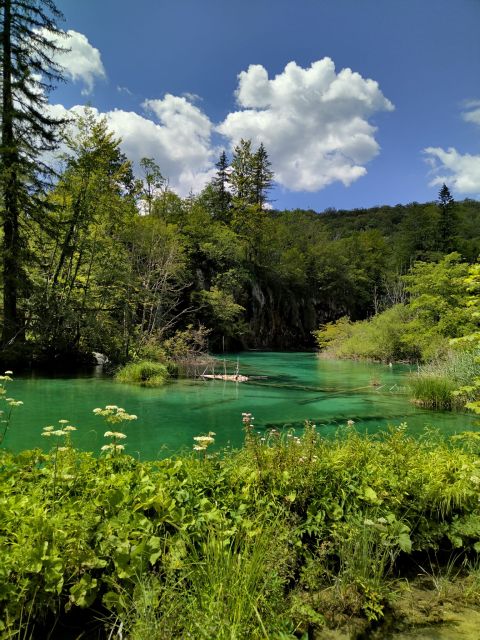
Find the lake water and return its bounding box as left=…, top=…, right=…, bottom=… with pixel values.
left=3, top=352, right=478, bottom=459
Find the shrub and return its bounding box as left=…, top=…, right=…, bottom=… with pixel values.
left=115, top=360, right=169, bottom=386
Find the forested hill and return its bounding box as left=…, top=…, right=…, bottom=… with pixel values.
left=288, top=199, right=480, bottom=264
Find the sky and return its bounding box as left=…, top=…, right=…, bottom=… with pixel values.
left=48, top=0, right=480, bottom=212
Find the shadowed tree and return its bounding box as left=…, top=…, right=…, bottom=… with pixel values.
left=0, top=0, right=67, bottom=348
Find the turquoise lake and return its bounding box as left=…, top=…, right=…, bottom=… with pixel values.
left=3, top=352, right=478, bottom=459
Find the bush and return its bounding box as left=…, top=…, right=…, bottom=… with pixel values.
left=314, top=305, right=420, bottom=362
left=115, top=360, right=170, bottom=386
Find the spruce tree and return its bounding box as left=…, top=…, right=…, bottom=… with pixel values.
left=253, top=142, right=274, bottom=208
left=437, top=183, right=456, bottom=253
left=0, top=0, right=66, bottom=347
left=229, top=140, right=274, bottom=208
left=211, top=150, right=231, bottom=220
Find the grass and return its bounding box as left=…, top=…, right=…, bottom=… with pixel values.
left=409, top=348, right=480, bottom=410
left=115, top=360, right=170, bottom=387
left=409, top=375, right=457, bottom=409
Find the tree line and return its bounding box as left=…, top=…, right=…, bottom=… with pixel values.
left=1, top=0, right=479, bottom=367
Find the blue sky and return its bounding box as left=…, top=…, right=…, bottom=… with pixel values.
left=51, top=0, right=480, bottom=211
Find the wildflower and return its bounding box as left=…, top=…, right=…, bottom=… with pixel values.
left=58, top=419, right=69, bottom=424
left=93, top=408, right=102, bottom=414
left=104, top=431, right=127, bottom=439
left=105, top=405, right=118, bottom=410
left=193, top=435, right=214, bottom=445
left=51, top=429, right=67, bottom=436
left=57, top=446, right=69, bottom=452
left=193, top=444, right=206, bottom=451
left=347, top=419, right=355, bottom=426
left=41, top=431, right=52, bottom=437
left=4, top=370, right=13, bottom=375
left=43, top=426, right=54, bottom=432
left=63, top=425, right=77, bottom=432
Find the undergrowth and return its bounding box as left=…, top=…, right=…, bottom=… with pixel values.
left=1, top=416, right=480, bottom=638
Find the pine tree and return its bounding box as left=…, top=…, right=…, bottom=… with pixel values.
left=229, top=139, right=274, bottom=208
left=0, top=0, right=66, bottom=347
left=211, top=150, right=231, bottom=220
left=437, top=183, right=456, bottom=253
left=252, top=142, right=274, bottom=208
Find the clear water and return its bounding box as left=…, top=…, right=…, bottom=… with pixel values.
left=3, top=352, right=478, bottom=459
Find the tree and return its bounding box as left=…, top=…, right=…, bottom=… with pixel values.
left=210, top=150, right=231, bottom=221
left=0, top=0, right=66, bottom=347
left=29, top=110, right=136, bottom=361
left=138, top=157, right=165, bottom=216
left=229, top=139, right=274, bottom=208
left=229, top=139, right=255, bottom=204
left=252, top=142, right=274, bottom=208
left=437, top=183, right=456, bottom=253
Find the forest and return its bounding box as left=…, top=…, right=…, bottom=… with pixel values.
left=1, top=102, right=480, bottom=369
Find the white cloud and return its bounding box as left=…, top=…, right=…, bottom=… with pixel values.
left=41, top=29, right=106, bottom=95
left=462, top=101, right=480, bottom=127
left=51, top=96, right=217, bottom=195
left=424, top=146, right=480, bottom=195
left=47, top=57, right=394, bottom=196
left=217, top=58, right=394, bottom=191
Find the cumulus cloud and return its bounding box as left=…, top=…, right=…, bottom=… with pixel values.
left=51, top=96, right=217, bottom=195
left=217, top=58, right=394, bottom=191
left=41, top=29, right=106, bottom=95
left=423, top=101, right=480, bottom=196
left=424, top=146, right=480, bottom=195
left=47, top=57, right=394, bottom=195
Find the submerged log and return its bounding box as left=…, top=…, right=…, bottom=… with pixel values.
left=201, top=373, right=249, bottom=382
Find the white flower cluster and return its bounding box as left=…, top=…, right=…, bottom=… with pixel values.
left=93, top=405, right=137, bottom=424
left=193, top=431, right=216, bottom=452
left=41, top=420, right=77, bottom=438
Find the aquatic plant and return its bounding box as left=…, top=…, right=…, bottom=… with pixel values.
left=115, top=360, right=170, bottom=387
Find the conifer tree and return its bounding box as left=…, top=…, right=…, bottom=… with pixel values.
left=437, top=183, right=456, bottom=253
left=229, top=139, right=274, bottom=208
left=0, top=0, right=66, bottom=347
left=253, top=142, right=274, bottom=208
left=211, top=150, right=231, bottom=220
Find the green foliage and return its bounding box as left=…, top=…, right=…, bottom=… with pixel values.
left=115, top=360, right=169, bottom=387
left=2, top=418, right=480, bottom=638
left=315, top=254, right=476, bottom=364
left=314, top=305, right=418, bottom=361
